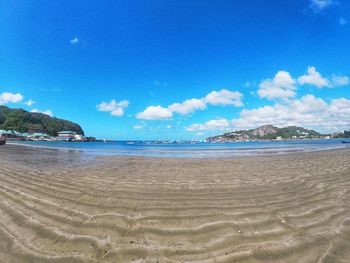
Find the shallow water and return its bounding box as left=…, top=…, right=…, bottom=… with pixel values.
left=10, top=139, right=350, bottom=158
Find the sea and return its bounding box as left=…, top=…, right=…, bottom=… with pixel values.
left=9, top=139, right=350, bottom=158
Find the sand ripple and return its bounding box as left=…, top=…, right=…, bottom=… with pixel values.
left=0, top=145, right=349, bottom=262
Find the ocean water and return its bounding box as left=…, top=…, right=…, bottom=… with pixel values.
left=9, top=139, right=350, bottom=158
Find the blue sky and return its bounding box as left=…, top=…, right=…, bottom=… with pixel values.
left=1, top=0, right=350, bottom=139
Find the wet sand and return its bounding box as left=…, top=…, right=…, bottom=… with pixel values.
left=0, top=144, right=349, bottom=262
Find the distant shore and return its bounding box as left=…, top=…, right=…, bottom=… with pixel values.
left=0, top=145, right=350, bottom=262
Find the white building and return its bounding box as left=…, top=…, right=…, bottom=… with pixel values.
left=57, top=131, right=77, bottom=141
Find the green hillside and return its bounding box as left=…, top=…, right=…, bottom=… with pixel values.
left=207, top=125, right=324, bottom=142
left=0, top=106, right=84, bottom=136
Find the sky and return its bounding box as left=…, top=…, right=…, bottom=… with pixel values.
left=1, top=0, right=350, bottom=140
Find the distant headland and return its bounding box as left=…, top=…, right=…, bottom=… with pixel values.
left=0, top=106, right=96, bottom=142
left=206, top=125, right=350, bottom=142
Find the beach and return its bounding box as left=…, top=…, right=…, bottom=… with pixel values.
left=0, top=144, right=349, bottom=262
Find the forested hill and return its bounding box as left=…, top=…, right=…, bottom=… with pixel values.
left=0, top=106, right=84, bottom=136
left=207, top=125, right=323, bottom=142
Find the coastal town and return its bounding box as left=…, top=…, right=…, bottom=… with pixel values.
left=1, top=125, right=349, bottom=146
left=0, top=130, right=95, bottom=142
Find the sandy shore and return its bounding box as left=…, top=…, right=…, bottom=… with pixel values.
left=0, top=145, right=349, bottom=262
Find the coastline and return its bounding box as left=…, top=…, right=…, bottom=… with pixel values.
left=0, top=145, right=350, bottom=262
left=6, top=139, right=349, bottom=159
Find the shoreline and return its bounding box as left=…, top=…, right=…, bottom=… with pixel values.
left=5, top=140, right=349, bottom=159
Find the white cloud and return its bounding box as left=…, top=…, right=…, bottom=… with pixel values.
left=329, top=98, right=350, bottom=118
left=136, top=106, right=173, bottom=120
left=187, top=119, right=231, bottom=131
left=298, top=66, right=349, bottom=88
left=31, top=109, right=54, bottom=117
left=204, top=89, right=243, bottom=106
left=24, top=99, right=35, bottom=106
left=310, top=0, right=334, bottom=12
left=166, top=125, right=172, bottom=129
left=133, top=125, right=144, bottom=129
left=232, top=94, right=350, bottom=132
left=289, top=94, right=328, bottom=113
left=258, top=71, right=296, bottom=100
left=137, top=89, right=243, bottom=120
left=331, top=75, right=349, bottom=87
left=181, top=67, right=349, bottom=133
left=0, top=92, right=24, bottom=105
left=297, top=66, right=329, bottom=88
left=168, top=98, right=207, bottom=115
left=70, top=37, right=79, bottom=44
left=257, top=67, right=348, bottom=101
left=97, top=99, right=129, bottom=117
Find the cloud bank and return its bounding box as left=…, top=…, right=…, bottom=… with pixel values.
left=137, top=89, right=243, bottom=120
left=232, top=95, right=350, bottom=132
left=188, top=94, right=350, bottom=133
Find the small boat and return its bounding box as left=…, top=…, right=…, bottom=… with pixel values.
left=0, top=135, right=6, bottom=146
left=341, top=140, right=350, bottom=143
